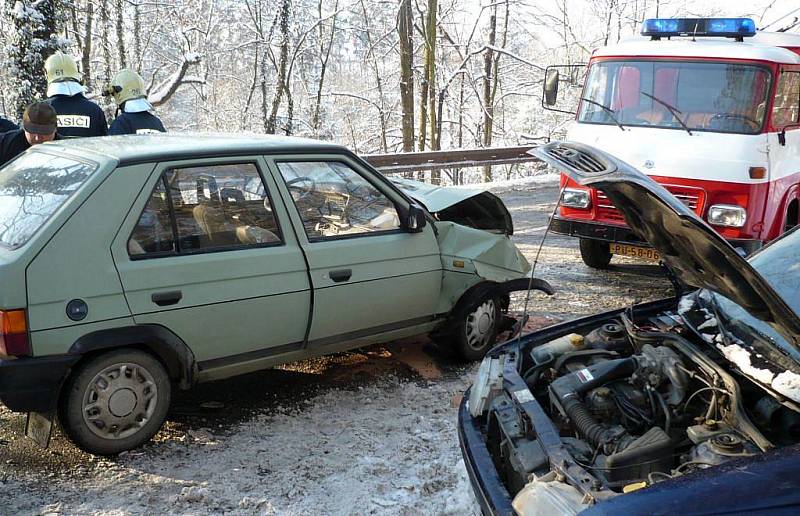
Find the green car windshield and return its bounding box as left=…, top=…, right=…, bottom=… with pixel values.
left=0, top=151, right=97, bottom=249
left=579, top=60, right=771, bottom=134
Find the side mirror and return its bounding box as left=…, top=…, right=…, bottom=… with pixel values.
left=406, top=203, right=427, bottom=233
left=544, top=68, right=560, bottom=106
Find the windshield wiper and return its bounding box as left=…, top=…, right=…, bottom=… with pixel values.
left=641, top=92, right=693, bottom=136
left=580, top=97, right=625, bottom=132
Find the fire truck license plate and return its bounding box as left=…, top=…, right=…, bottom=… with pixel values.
left=610, top=243, right=660, bottom=261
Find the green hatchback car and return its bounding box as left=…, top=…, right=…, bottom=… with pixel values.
left=0, top=134, right=548, bottom=455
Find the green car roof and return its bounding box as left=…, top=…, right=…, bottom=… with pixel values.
left=36, top=133, right=346, bottom=165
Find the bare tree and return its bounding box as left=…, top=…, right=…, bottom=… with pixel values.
left=398, top=0, right=415, bottom=152
left=266, top=0, right=291, bottom=134
left=417, top=0, right=438, bottom=152
left=311, top=0, right=338, bottom=134
left=115, top=0, right=126, bottom=67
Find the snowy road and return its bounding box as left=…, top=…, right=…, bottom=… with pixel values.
left=0, top=181, right=671, bottom=515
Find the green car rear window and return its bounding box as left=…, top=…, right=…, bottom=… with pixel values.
left=0, top=151, right=98, bottom=249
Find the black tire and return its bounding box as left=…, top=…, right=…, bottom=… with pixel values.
left=579, top=238, right=612, bottom=269
left=58, top=349, right=171, bottom=455
left=450, top=293, right=502, bottom=361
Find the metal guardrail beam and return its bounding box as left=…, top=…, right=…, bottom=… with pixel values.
left=362, top=145, right=541, bottom=173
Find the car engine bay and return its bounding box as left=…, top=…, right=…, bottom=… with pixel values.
left=479, top=299, right=800, bottom=503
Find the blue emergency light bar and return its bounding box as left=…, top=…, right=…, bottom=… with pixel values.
left=641, top=18, right=756, bottom=39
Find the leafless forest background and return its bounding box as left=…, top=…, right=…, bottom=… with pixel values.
left=1, top=0, right=797, bottom=183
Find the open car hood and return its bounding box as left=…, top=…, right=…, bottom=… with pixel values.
left=391, top=178, right=513, bottom=235
left=530, top=141, right=800, bottom=350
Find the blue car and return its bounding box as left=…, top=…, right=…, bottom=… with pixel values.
left=459, top=141, right=800, bottom=515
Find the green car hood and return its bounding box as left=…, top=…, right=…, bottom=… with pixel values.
left=392, top=178, right=514, bottom=235
left=435, top=221, right=530, bottom=282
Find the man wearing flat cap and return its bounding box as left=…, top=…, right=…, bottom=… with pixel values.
left=0, top=102, right=59, bottom=167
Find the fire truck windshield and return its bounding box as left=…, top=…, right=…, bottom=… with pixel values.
left=578, top=60, right=771, bottom=135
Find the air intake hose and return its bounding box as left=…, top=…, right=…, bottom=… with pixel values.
left=549, top=357, right=637, bottom=448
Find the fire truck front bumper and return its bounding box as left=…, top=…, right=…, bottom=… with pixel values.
left=549, top=216, right=763, bottom=256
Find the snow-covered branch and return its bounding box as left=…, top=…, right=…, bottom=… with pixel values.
left=147, top=53, right=204, bottom=107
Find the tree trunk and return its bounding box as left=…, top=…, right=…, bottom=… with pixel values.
left=101, top=0, right=111, bottom=82
left=266, top=0, right=291, bottom=134
left=456, top=75, right=465, bottom=184
left=398, top=0, right=415, bottom=153
left=311, top=0, right=338, bottom=134
left=133, top=0, right=141, bottom=67
left=419, top=0, right=438, bottom=181
left=483, top=1, right=510, bottom=182
left=285, top=87, right=294, bottom=135
left=116, top=0, right=126, bottom=68
left=81, top=0, right=94, bottom=90
left=360, top=0, right=388, bottom=152
left=481, top=6, right=497, bottom=182
left=243, top=46, right=260, bottom=131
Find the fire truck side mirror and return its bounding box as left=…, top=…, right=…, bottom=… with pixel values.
left=544, top=68, right=560, bottom=106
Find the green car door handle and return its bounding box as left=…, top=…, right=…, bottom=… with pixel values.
left=151, top=290, right=183, bottom=306
left=329, top=269, right=352, bottom=283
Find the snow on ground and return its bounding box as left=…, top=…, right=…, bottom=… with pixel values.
left=5, top=376, right=478, bottom=515
left=454, top=172, right=559, bottom=190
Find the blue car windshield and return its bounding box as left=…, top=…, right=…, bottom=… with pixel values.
left=0, top=151, right=98, bottom=249
left=706, top=229, right=800, bottom=363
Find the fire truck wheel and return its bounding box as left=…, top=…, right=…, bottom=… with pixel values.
left=579, top=238, right=612, bottom=269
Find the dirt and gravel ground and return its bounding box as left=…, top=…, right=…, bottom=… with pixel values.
left=0, top=180, right=672, bottom=515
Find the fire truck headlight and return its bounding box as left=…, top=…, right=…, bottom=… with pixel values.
left=561, top=188, right=591, bottom=209
left=708, top=204, right=747, bottom=228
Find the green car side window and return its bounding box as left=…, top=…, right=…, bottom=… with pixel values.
left=276, top=161, right=401, bottom=240
left=164, top=163, right=282, bottom=252
left=129, top=163, right=283, bottom=257
left=128, top=178, right=176, bottom=256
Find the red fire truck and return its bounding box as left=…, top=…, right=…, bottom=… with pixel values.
left=544, top=18, right=800, bottom=268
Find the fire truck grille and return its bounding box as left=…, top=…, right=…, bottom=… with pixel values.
left=596, top=186, right=703, bottom=225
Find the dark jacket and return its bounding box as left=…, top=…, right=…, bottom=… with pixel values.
left=0, top=129, right=31, bottom=167
left=47, top=94, right=108, bottom=138
left=108, top=111, right=166, bottom=135
left=0, top=130, right=61, bottom=167
left=0, top=117, right=16, bottom=133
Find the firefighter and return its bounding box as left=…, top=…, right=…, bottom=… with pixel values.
left=0, top=116, right=16, bottom=133
left=44, top=51, right=108, bottom=137
left=0, top=102, right=59, bottom=166
left=105, top=69, right=166, bottom=135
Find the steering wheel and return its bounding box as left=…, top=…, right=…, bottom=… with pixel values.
left=285, top=176, right=317, bottom=202
left=710, top=113, right=760, bottom=131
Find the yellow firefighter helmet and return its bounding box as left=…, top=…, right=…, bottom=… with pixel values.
left=103, top=69, right=147, bottom=106
left=44, top=51, right=82, bottom=84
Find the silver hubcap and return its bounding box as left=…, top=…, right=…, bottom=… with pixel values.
left=465, top=299, right=497, bottom=351
left=82, top=362, right=158, bottom=440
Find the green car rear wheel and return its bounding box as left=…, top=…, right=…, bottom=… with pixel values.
left=59, top=349, right=171, bottom=455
